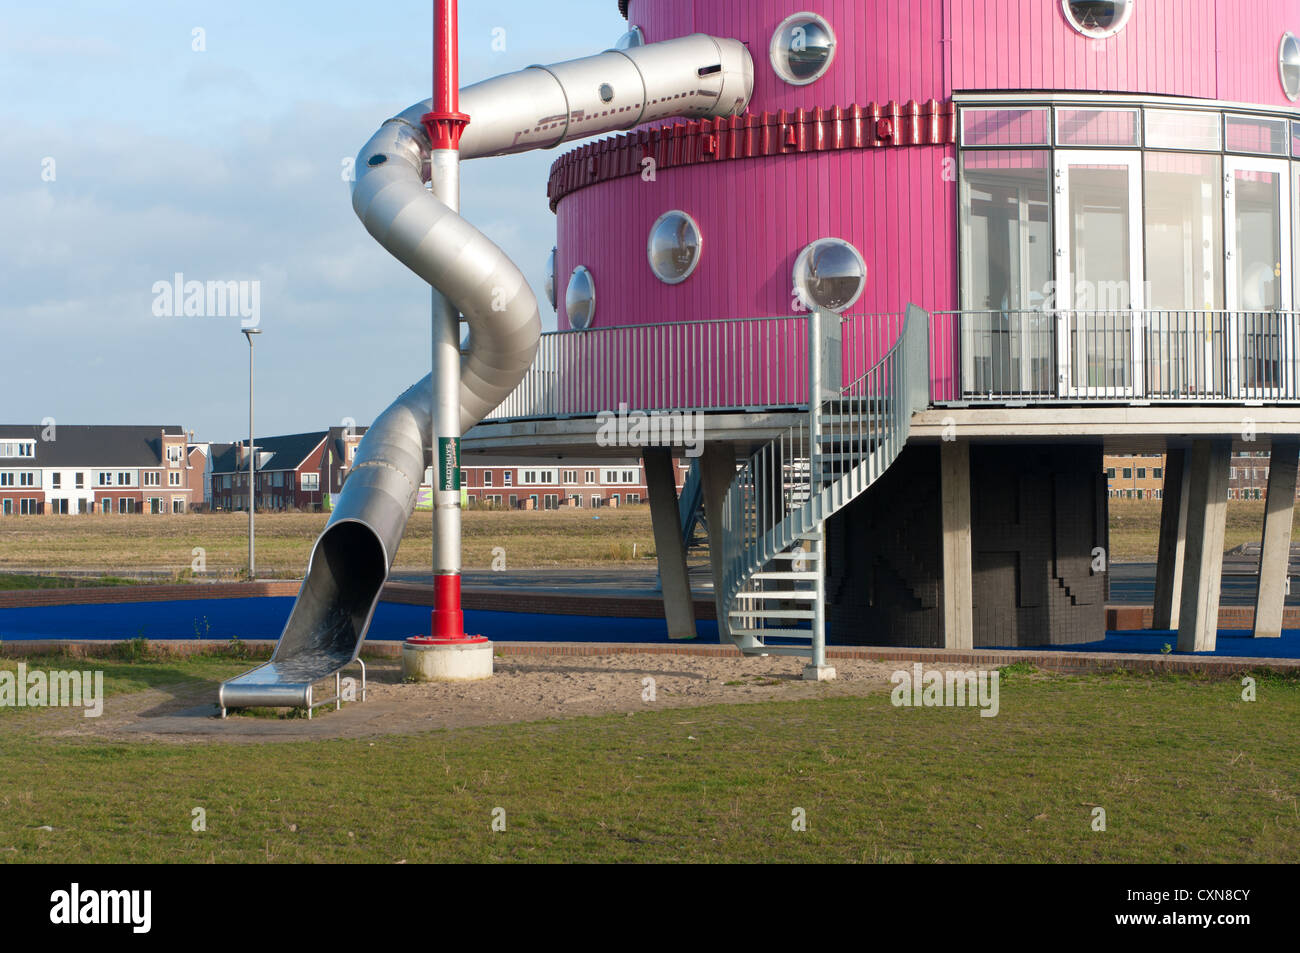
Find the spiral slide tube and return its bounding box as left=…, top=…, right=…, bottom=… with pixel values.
left=219, top=35, right=754, bottom=713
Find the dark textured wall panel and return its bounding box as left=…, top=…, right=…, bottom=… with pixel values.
left=827, top=442, right=1108, bottom=647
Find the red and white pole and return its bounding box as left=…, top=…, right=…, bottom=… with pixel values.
left=417, top=0, right=478, bottom=646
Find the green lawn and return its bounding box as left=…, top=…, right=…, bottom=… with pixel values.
left=0, top=509, right=659, bottom=579
left=1, top=655, right=1296, bottom=862
left=0, top=573, right=142, bottom=591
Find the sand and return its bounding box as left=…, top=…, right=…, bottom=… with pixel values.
left=22, top=653, right=941, bottom=744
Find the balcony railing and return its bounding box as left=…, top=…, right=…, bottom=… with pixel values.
left=931, top=309, right=1300, bottom=404
left=479, top=309, right=1300, bottom=425
left=484, top=312, right=907, bottom=421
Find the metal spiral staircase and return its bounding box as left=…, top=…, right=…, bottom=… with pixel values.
left=719, top=305, right=930, bottom=673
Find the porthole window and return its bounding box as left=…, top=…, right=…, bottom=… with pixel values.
left=566, top=266, right=595, bottom=330
left=1061, top=0, right=1134, bottom=39
left=647, top=210, right=702, bottom=284
left=615, top=26, right=645, bottom=50
left=1281, top=33, right=1300, bottom=102
left=544, top=247, right=557, bottom=311
left=769, top=13, right=836, bottom=86
left=792, top=239, right=867, bottom=313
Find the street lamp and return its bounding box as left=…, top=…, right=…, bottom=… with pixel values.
left=241, top=327, right=262, bottom=578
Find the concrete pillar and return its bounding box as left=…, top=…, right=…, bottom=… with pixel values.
left=1152, top=448, right=1190, bottom=630
left=645, top=448, right=696, bottom=640
left=699, top=442, right=736, bottom=644
left=1177, top=439, right=1231, bottom=652
left=1253, top=441, right=1299, bottom=639
left=940, top=439, right=974, bottom=650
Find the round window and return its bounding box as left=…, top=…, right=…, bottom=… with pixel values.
left=544, top=247, right=557, bottom=311
left=1061, top=0, right=1134, bottom=39
left=770, top=13, right=836, bottom=86
left=1281, top=33, right=1300, bottom=102
left=793, top=239, right=867, bottom=313
left=566, top=266, right=595, bottom=330
left=647, top=211, right=702, bottom=284
left=615, top=26, right=645, bottom=51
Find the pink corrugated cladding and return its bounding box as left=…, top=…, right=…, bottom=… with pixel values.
left=627, top=0, right=1300, bottom=110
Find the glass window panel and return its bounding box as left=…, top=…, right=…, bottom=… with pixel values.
left=1056, top=108, right=1140, bottom=146
left=1068, top=163, right=1133, bottom=309
left=1292, top=120, right=1300, bottom=157
left=959, top=150, right=1055, bottom=395
left=1225, top=114, right=1288, bottom=156
left=1063, top=0, right=1135, bottom=38
left=960, top=150, right=1052, bottom=310
left=1233, top=168, right=1283, bottom=309
left=1145, top=109, right=1222, bottom=152
left=960, top=108, right=1050, bottom=147
left=769, top=14, right=836, bottom=86
left=1143, top=152, right=1223, bottom=310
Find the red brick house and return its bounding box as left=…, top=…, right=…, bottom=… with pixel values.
left=320, top=425, right=367, bottom=501
left=458, top=456, right=685, bottom=509
left=210, top=432, right=329, bottom=512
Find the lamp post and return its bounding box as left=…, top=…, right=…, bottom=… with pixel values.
left=241, top=327, right=262, bottom=578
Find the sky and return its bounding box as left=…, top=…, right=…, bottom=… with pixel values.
left=0, top=0, right=627, bottom=442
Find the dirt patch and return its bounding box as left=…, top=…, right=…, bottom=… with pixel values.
left=20, top=653, right=964, bottom=744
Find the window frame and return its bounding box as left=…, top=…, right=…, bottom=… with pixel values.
left=769, top=11, right=837, bottom=87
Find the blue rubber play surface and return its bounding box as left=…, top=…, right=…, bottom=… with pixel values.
left=3, top=598, right=1299, bottom=658
left=993, top=629, right=1300, bottom=659
left=0, top=597, right=720, bottom=644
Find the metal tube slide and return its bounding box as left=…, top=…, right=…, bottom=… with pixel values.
left=220, top=35, right=753, bottom=712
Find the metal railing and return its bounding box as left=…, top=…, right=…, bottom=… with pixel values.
left=483, top=308, right=1300, bottom=423
left=483, top=312, right=907, bottom=421
left=932, top=309, right=1300, bottom=403
left=718, top=306, right=929, bottom=648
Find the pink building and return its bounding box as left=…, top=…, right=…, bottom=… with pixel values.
left=466, top=1, right=1300, bottom=654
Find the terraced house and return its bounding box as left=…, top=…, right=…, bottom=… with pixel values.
left=0, top=425, right=194, bottom=515
left=209, top=432, right=329, bottom=512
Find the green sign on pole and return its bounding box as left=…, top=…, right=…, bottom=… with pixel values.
left=438, top=437, right=461, bottom=491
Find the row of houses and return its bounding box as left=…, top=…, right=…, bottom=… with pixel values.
left=0, top=426, right=205, bottom=515
left=0, top=424, right=671, bottom=515
left=1105, top=452, right=1295, bottom=501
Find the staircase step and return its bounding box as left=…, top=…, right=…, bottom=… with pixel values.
left=728, top=628, right=815, bottom=640
left=734, top=590, right=818, bottom=601
left=739, top=644, right=815, bottom=658
left=767, top=551, right=820, bottom=561
left=751, top=571, right=819, bottom=580
left=728, top=608, right=817, bottom=620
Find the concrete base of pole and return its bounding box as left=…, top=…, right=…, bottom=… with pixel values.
left=401, top=638, right=493, bottom=681
left=802, top=664, right=837, bottom=682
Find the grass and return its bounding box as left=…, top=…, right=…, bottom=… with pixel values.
left=0, top=509, right=658, bottom=578
left=1, top=501, right=1292, bottom=583
left=0, top=650, right=256, bottom=720
left=0, top=654, right=1296, bottom=862
left=1109, top=499, right=1300, bottom=561
left=0, top=573, right=142, bottom=591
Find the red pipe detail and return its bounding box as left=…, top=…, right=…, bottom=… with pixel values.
left=421, top=572, right=482, bottom=643
left=423, top=0, right=470, bottom=151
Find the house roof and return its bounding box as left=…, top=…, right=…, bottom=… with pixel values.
left=208, top=442, right=238, bottom=474
left=325, top=424, right=367, bottom=467
left=0, top=425, right=184, bottom=468
left=210, top=432, right=327, bottom=474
